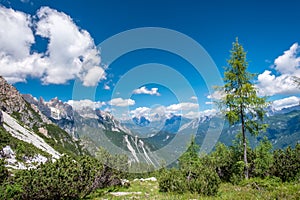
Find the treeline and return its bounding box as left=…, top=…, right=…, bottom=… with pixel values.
left=0, top=145, right=160, bottom=199
left=0, top=154, right=127, bottom=199
left=1, top=135, right=299, bottom=198
left=158, top=136, right=300, bottom=196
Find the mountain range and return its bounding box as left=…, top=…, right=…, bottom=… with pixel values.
left=1, top=75, right=300, bottom=170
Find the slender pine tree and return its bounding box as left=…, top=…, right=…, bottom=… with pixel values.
left=217, top=38, right=268, bottom=179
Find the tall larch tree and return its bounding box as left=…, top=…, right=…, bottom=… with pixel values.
left=218, top=38, right=268, bottom=179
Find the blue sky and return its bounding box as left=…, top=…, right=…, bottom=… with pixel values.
left=0, top=0, right=300, bottom=120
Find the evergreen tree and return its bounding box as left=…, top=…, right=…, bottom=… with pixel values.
left=179, top=136, right=200, bottom=178
left=254, top=137, right=273, bottom=177
left=217, top=38, right=268, bottom=179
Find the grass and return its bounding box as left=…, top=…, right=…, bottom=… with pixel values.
left=90, top=179, right=300, bottom=200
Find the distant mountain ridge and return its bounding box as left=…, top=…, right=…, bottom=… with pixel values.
left=126, top=104, right=300, bottom=152
left=1, top=74, right=299, bottom=169
left=22, top=94, right=159, bottom=166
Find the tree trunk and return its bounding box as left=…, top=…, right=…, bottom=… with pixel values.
left=241, top=106, right=249, bottom=179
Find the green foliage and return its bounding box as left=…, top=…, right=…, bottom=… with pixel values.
left=178, top=136, right=199, bottom=170
left=95, top=147, right=128, bottom=177
left=0, top=126, right=50, bottom=160
left=1, top=155, right=123, bottom=199
left=209, top=143, right=234, bottom=182
left=240, top=176, right=282, bottom=190
left=159, top=137, right=220, bottom=196
left=36, top=124, right=84, bottom=157
left=209, top=136, right=256, bottom=184
left=271, top=143, right=300, bottom=182
left=254, top=137, right=273, bottom=177
left=220, top=38, right=268, bottom=134
left=216, top=38, right=268, bottom=178
left=0, top=158, right=8, bottom=184
left=158, top=168, right=187, bottom=194
left=229, top=161, right=245, bottom=184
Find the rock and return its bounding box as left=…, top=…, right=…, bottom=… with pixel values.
left=121, top=179, right=130, bottom=187
left=2, top=145, right=15, bottom=157
left=110, top=192, right=142, bottom=197
left=0, top=110, right=3, bottom=126
left=23, top=94, right=77, bottom=137
left=38, top=127, right=49, bottom=137
left=133, top=177, right=157, bottom=182
left=0, top=76, right=47, bottom=128
left=144, top=177, right=157, bottom=182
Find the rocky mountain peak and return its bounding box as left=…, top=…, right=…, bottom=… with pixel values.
left=0, top=76, right=46, bottom=127
left=0, top=76, right=26, bottom=114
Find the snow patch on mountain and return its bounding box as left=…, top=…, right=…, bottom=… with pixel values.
left=139, top=140, right=155, bottom=166
left=2, top=112, right=60, bottom=159
left=1, top=145, right=48, bottom=170
left=124, top=135, right=139, bottom=162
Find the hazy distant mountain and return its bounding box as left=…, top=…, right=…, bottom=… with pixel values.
left=141, top=105, right=300, bottom=152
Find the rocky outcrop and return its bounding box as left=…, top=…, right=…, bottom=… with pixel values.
left=0, top=76, right=47, bottom=127
left=23, top=94, right=76, bottom=137
left=0, top=110, right=3, bottom=126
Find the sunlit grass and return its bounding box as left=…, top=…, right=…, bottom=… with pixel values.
left=91, top=179, right=300, bottom=200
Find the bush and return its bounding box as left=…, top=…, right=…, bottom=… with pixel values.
left=240, top=176, right=281, bottom=190
left=271, top=144, right=300, bottom=182
left=159, top=137, right=221, bottom=196
left=2, top=155, right=122, bottom=199
left=187, top=165, right=220, bottom=196
left=254, top=137, right=273, bottom=177
left=0, top=158, right=8, bottom=184
left=158, top=168, right=186, bottom=194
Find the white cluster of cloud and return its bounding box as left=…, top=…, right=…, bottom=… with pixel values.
left=0, top=6, right=105, bottom=86
left=109, top=98, right=135, bottom=107
left=130, top=102, right=200, bottom=120
left=130, top=106, right=151, bottom=117
left=256, top=43, right=300, bottom=96
left=167, top=102, right=199, bottom=112
left=133, top=86, right=160, bottom=96
left=205, top=90, right=225, bottom=105
left=190, top=96, right=198, bottom=101
left=207, top=90, right=224, bottom=100
left=67, top=99, right=105, bottom=111
left=271, top=96, right=300, bottom=111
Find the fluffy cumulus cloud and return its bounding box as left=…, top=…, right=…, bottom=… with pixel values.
left=133, top=86, right=160, bottom=96
left=272, top=96, right=300, bottom=110
left=0, top=6, right=105, bottom=86
left=207, top=90, right=225, bottom=100
left=109, top=98, right=135, bottom=107
left=35, top=7, right=105, bottom=86
left=190, top=96, right=198, bottom=101
left=0, top=6, right=44, bottom=83
left=199, top=109, right=217, bottom=117
left=130, top=107, right=151, bottom=118
left=166, top=102, right=200, bottom=119
left=67, top=99, right=105, bottom=111
left=256, top=43, right=300, bottom=96
left=166, top=102, right=199, bottom=112
left=130, top=102, right=200, bottom=120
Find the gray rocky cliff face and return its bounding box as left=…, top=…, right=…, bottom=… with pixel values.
left=0, top=76, right=48, bottom=127
left=0, top=110, right=3, bottom=126
left=23, top=94, right=76, bottom=137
